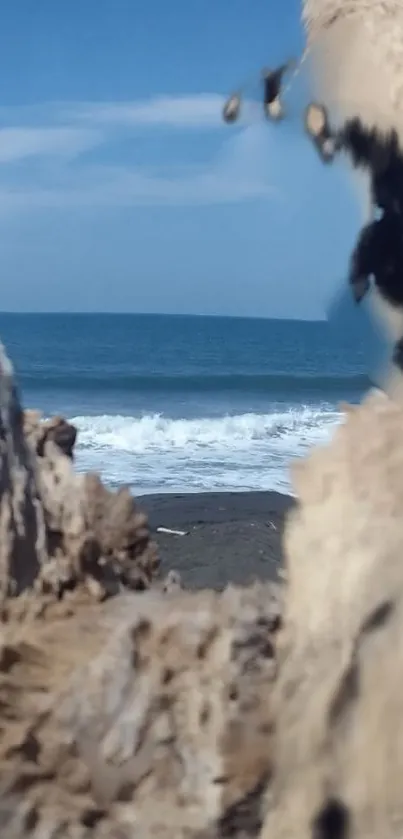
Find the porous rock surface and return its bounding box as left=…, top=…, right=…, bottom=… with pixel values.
left=23, top=410, right=77, bottom=459
left=11, top=382, right=159, bottom=601
left=263, top=392, right=403, bottom=839
left=0, top=584, right=281, bottom=838
left=0, top=344, right=47, bottom=600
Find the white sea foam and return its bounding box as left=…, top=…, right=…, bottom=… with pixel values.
left=71, top=406, right=341, bottom=495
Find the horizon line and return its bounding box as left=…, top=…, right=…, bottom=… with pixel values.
left=0, top=311, right=325, bottom=323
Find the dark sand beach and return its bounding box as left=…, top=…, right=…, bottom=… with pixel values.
left=143, top=490, right=295, bottom=589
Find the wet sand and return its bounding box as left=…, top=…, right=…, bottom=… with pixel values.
left=142, top=491, right=295, bottom=590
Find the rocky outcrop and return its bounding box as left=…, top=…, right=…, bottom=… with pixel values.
left=0, top=583, right=281, bottom=838
left=24, top=410, right=77, bottom=458
left=0, top=345, right=159, bottom=604
left=35, top=449, right=159, bottom=600
left=262, top=392, right=403, bottom=839
left=0, top=345, right=47, bottom=600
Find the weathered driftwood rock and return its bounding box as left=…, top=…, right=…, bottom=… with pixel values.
left=0, top=345, right=47, bottom=600
left=0, top=343, right=159, bottom=602
left=0, top=582, right=281, bottom=838
left=24, top=410, right=77, bottom=459
left=35, top=451, right=159, bottom=599
left=82, top=473, right=159, bottom=592
left=263, top=392, right=403, bottom=839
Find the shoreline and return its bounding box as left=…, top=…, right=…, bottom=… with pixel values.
left=141, top=490, right=295, bottom=590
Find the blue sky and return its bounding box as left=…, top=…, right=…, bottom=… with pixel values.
left=0, top=0, right=364, bottom=317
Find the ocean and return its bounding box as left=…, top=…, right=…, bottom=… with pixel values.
left=0, top=312, right=379, bottom=496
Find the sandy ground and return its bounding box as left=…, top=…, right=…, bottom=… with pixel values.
left=142, top=490, right=295, bottom=590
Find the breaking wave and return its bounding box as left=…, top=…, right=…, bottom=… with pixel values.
left=72, top=406, right=342, bottom=495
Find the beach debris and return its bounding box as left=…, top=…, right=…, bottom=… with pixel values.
left=157, top=526, right=189, bottom=537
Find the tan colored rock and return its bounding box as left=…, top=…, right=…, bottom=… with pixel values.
left=82, top=472, right=159, bottom=593
left=0, top=582, right=280, bottom=838
left=22, top=408, right=43, bottom=441
left=40, top=415, right=77, bottom=459
left=24, top=410, right=77, bottom=458
left=0, top=344, right=158, bottom=603
left=0, top=345, right=47, bottom=600
left=32, top=443, right=159, bottom=599
left=262, top=391, right=403, bottom=839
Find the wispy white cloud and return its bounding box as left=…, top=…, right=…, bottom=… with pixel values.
left=66, top=94, right=225, bottom=129
left=0, top=94, right=280, bottom=209
left=0, top=94, right=227, bottom=132
left=0, top=127, right=101, bottom=163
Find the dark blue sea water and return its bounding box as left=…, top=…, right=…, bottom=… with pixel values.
left=0, top=312, right=380, bottom=495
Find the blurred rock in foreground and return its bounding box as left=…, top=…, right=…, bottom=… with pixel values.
left=264, top=392, right=403, bottom=839
left=0, top=583, right=281, bottom=838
